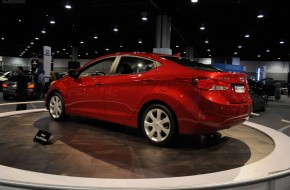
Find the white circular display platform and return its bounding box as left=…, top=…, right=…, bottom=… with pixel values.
left=0, top=109, right=290, bottom=190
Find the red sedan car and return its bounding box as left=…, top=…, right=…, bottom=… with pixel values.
left=46, top=52, right=251, bottom=146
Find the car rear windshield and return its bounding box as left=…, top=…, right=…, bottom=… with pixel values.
left=162, top=56, right=220, bottom=71
left=8, top=75, right=34, bottom=82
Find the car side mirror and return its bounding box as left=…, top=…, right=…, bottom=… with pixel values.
left=68, top=69, right=77, bottom=79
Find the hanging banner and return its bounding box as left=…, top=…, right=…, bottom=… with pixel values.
left=43, top=46, right=51, bottom=82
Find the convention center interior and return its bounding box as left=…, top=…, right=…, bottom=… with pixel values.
left=0, top=0, right=290, bottom=190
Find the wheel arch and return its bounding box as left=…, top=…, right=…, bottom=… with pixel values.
left=137, top=99, right=179, bottom=134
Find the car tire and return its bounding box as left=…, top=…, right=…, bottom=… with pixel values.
left=48, top=92, right=69, bottom=121
left=141, top=104, right=177, bottom=146
left=3, top=95, right=9, bottom=101
left=261, top=100, right=267, bottom=112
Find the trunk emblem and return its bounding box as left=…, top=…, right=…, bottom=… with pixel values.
left=240, top=77, right=245, bottom=83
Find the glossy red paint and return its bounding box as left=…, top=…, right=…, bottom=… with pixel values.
left=46, top=52, right=251, bottom=145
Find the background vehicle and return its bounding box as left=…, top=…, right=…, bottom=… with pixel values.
left=46, top=52, right=251, bottom=146
left=2, top=71, right=38, bottom=100
left=0, top=71, right=12, bottom=91
left=249, top=86, right=267, bottom=112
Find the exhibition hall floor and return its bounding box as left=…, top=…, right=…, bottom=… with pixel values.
left=0, top=112, right=274, bottom=179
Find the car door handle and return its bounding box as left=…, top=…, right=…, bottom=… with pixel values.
left=141, top=78, right=155, bottom=83
left=95, top=82, right=104, bottom=86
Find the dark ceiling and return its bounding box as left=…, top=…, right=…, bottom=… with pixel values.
left=0, top=0, right=289, bottom=61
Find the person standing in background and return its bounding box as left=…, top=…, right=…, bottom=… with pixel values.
left=287, top=82, right=290, bottom=98
left=37, top=70, right=46, bottom=98
left=274, top=80, right=281, bottom=101
left=49, top=71, right=57, bottom=86
left=15, top=66, right=28, bottom=110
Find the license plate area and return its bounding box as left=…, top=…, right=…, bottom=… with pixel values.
left=234, top=85, right=245, bottom=93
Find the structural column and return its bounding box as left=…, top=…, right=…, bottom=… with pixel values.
left=186, top=47, right=195, bottom=60
left=153, top=15, right=172, bottom=55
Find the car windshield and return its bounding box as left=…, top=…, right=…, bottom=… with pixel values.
left=162, top=56, right=220, bottom=71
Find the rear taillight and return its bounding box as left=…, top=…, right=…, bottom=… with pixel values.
left=2, top=83, right=8, bottom=88
left=28, top=83, right=35, bottom=89
left=178, top=77, right=229, bottom=90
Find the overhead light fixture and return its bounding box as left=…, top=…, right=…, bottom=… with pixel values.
left=35, top=37, right=39, bottom=40
left=80, top=40, right=84, bottom=44
left=277, top=57, right=281, bottom=60
left=94, top=35, right=98, bottom=39
left=207, top=48, right=210, bottom=52
left=279, top=40, right=285, bottom=44
left=113, top=26, right=118, bottom=32
left=141, top=12, right=148, bottom=21
left=200, top=24, right=205, bottom=30
left=106, top=48, right=109, bottom=51
left=50, top=18, right=55, bottom=24
left=18, top=19, right=21, bottom=22
left=1, top=37, right=4, bottom=40
left=238, top=45, right=242, bottom=49
left=245, top=33, right=250, bottom=38
left=65, top=2, right=72, bottom=9
left=41, top=28, right=46, bottom=34
left=257, top=10, right=264, bottom=18
left=205, top=39, right=209, bottom=44
left=266, top=49, right=270, bottom=53
left=191, top=0, right=198, bottom=3
left=176, top=45, right=179, bottom=48
left=30, top=42, right=34, bottom=45
left=138, top=40, right=143, bottom=44
left=257, top=54, right=261, bottom=58
left=234, top=52, right=238, bottom=55
left=120, top=45, right=123, bottom=48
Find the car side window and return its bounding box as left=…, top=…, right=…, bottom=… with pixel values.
left=79, top=57, right=115, bottom=77
left=116, top=57, right=155, bottom=74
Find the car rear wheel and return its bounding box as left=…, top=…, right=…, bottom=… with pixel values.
left=48, top=93, right=69, bottom=121
left=141, top=104, right=176, bottom=146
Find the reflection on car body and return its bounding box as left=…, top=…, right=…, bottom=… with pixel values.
left=45, top=52, right=252, bottom=146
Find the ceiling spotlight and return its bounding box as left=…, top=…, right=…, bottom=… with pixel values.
left=234, top=52, right=238, bottom=55
left=120, top=45, right=123, bottom=48
left=18, top=19, right=21, bottom=22
left=35, top=37, right=39, bottom=40
left=257, top=10, right=264, bottom=18
left=245, top=33, right=250, bottom=38
left=141, top=12, right=148, bottom=21
left=238, top=45, right=242, bottom=49
left=176, top=45, right=179, bottom=48
left=106, top=48, right=109, bottom=51
left=279, top=40, right=285, bottom=44
left=257, top=54, right=261, bottom=58
left=41, top=28, right=46, bottom=34
left=191, top=0, right=198, bottom=3
left=50, top=18, right=55, bottom=24
left=277, top=57, right=281, bottom=60
left=207, top=48, right=211, bottom=52
left=205, top=39, right=209, bottom=44
left=80, top=40, right=84, bottom=44
left=113, top=26, right=118, bottom=32
left=1, top=37, right=4, bottom=40
left=200, top=24, right=205, bottom=30
left=30, top=42, right=34, bottom=45
left=266, top=49, right=270, bottom=53
left=94, top=35, right=98, bottom=39
left=65, top=2, right=72, bottom=9
left=138, top=40, right=143, bottom=44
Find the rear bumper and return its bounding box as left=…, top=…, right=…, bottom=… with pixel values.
left=177, top=98, right=252, bottom=135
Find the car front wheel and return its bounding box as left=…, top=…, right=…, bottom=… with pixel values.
left=48, top=93, right=69, bottom=121
left=141, top=104, right=176, bottom=146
